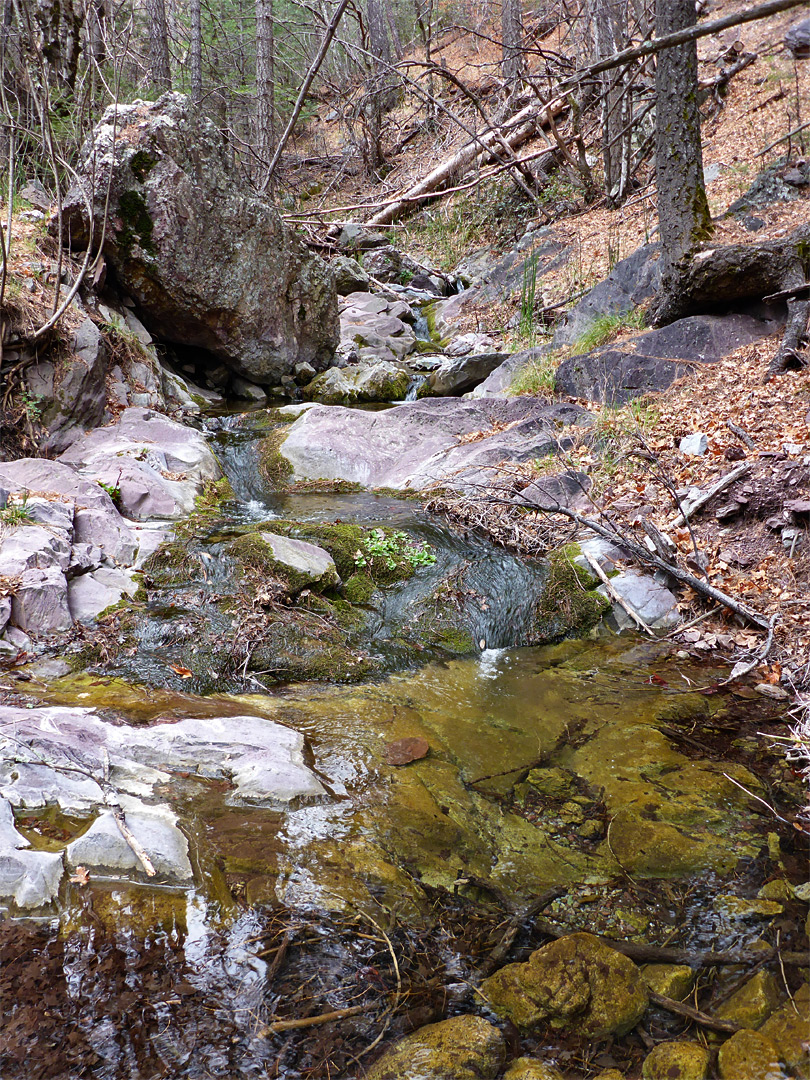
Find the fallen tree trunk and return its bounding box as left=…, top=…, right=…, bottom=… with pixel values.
left=366, top=98, right=566, bottom=227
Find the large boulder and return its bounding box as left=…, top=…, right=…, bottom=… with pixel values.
left=61, top=93, right=338, bottom=386
left=275, top=397, right=591, bottom=491
left=555, top=313, right=779, bottom=404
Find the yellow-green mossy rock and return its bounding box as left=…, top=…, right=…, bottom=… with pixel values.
left=593, top=1072, right=626, bottom=1080
left=717, top=1029, right=784, bottom=1080
left=642, top=964, right=695, bottom=999
left=502, top=1058, right=564, bottom=1080
left=364, top=1015, right=505, bottom=1080
left=480, top=932, right=648, bottom=1039
left=642, top=1041, right=711, bottom=1080
left=760, top=984, right=810, bottom=1079
left=714, top=969, right=781, bottom=1029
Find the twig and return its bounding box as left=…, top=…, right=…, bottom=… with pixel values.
left=648, top=990, right=741, bottom=1033
left=666, top=605, right=719, bottom=637
left=260, top=1005, right=365, bottom=1035
left=721, top=770, right=793, bottom=826
left=583, top=550, right=655, bottom=636
left=669, top=464, right=751, bottom=527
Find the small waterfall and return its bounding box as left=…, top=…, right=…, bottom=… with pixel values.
left=405, top=373, right=429, bottom=400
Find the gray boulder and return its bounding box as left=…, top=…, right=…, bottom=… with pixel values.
left=61, top=93, right=338, bottom=386
left=249, top=532, right=340, bottom=591
left=68, top=566, right=138, bottom=623
left=66, top=802, right=192, bottom=883
left=11, top=567, right=72, bottom=633
left=332, top=255, right=370, bottom=295
left=59, top=406, right=222, bottom=519
left=555, top=314, right=778, bottom=404
left=277, top=397, right=590, bottom=491
left=470, top=346, right=551, bottom=398
left=429, top=352, right=508, bottom=396
left=25, top=318, right=109, bottom=454
left=303, top=361, right=409, bottom=405
left=0, top=798, right=64, bottom=909
left=598, top=569, right=681, bottom=631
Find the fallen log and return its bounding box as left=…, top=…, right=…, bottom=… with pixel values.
left=365, top=97, right=567, bottom=227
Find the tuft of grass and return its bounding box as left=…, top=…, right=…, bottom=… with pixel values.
left=573, top=307, right=647, bottom=354
left=509, top=351, right=560, bottom=398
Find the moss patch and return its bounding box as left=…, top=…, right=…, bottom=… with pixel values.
left=534, top=547, right=610, bottom=641
left=129, top=150, right=157, bottom=182
left=258, top=427, right=294, bottom=490
left=118, top=190, right=155, bottom=257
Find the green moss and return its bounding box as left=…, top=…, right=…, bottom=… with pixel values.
left=429, top=626, right=476, bottom=654
left=129, top=150, right=157, bottom=182
left=196, top=475, right=235, bottom=511
left=343, top=572, right=376, bottom=604
left=258, top=427, right=294, bottom=489
left=118, top=190, right=155, bottom=257
left=534, top=548, right=610, bottom=641
left=141, top=540, right=198, bottom=587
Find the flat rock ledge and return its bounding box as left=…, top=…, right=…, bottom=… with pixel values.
left=0, top=705, right=324, bottom=910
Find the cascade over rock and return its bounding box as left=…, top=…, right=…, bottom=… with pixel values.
left=61, top=93, right=338, bottom=385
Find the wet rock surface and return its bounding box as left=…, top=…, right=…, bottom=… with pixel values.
left=364, top=1015, right=505, bottom=1079
left=641, top=1041, right=711, bottom=1080
left=61, top=93, right=338, bottom=385
left=276, top=397, right=591, bottom=490
left=481, top=932, right=649, bottom=1038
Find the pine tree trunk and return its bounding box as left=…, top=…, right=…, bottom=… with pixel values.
left=255, top=0, right=275, bottom=177
left=144, top=0, right=171, bottom=92
left=653, top=0, right=711, bottom=278
left=190, top=0, right=201, bottom=104
left=502, top=0, right=524, bottom=87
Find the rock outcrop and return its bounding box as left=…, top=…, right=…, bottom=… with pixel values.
left=61, top=93, right=338, bottom=386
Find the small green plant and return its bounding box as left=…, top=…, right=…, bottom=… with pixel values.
left=519, top=251, right=539, bottom=342
left=573, top=307, right=647, bottom=354
left=0, top=491, right=32, bottom=526
left=354, top=529, right=436, bottom=572
left=509, top=351, right=560, bottom=398
left=400, top=268, right=414, bottom=285
left=20, top=390, right=43, bottom=422
left=98, top=480, right=122, bottom=506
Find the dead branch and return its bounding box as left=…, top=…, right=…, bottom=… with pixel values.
left=648, top=991, right=741, bottom=1033
left=260, top=1005, right=365, bottom=1035
left=669, top=463, right=752, bottom=527
left=583, top=550, right=655, bottom=635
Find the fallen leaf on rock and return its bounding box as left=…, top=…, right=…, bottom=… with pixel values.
left=385, top=737, right=430, bottom=765
left=70, top=866, right=90, bottom=886
left=168, top=664, right=194, bottom=678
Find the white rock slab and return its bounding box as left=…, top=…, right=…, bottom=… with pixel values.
left=66, top=799, right=192, bottom=882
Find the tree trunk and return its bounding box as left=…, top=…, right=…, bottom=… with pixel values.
left=652, top=0, right=711, bottom=303
left=590, top=0, right=630, bottom=204
left=144, top=0, right=171, bottom=93
left=255, top=0, right=274, bottom=176
left=502, top=0, right=524, bottom=87
left=190, top=0, right=201, bottom=104
left=363, top=0, right=394, bottom=172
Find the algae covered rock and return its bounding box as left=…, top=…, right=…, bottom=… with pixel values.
left=642, top=1041, right=711, bottom=1080
left=481, top=932, right=648, bottom=1038
left=364, top=1014, right=505, bottom=1079
left=713, top=969, right=781, bottom=1029
left=642, top=964, right=695, bottom=1000
left=760, top=984, right=810, bottom=1078
left=717, top=1029, right=784, bottom=1080
left=502, top=1059, right=564, bottom=1080
left=303, top=361, right=409, bottom=404
left=226, top=531, right=339, bottom=594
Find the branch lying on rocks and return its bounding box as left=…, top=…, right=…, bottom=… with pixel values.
left=647, top=991, right=741, bottom=1033
left=510, top=498, right=771, bottom=631
left=583, top=550, right=655, bottom=636
left=669, top=463, right=751, bottom=527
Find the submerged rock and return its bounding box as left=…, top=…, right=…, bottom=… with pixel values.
left=365, top=1015, right=505, bottom=1079
left=61, top=93, right=338, bottom=385
left=717, top=1028, right=784, bottom=1080
left=642, top=1041, right=711, bottom=1080
left=481, top=932, right=648, bottom=1038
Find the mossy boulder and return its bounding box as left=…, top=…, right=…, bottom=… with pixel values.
left=303, top=361, right=409, bottom=405
left=481, top=932, right=648, bottom=1039
left=641, top=964, right=695, bottom=1000
left=534, top=548, right=610, bottom=641
left=642, top=1042, right=711, bottom=1080
left=365, top=1015, right=505, bottom=1080
left=226, top=531, right=339, bottom=594
left=760, top=983, right=810, bottom=1078
left=717, top=1029, right=783, bottom=1080
left=714, top=969, right=781, bottom=1030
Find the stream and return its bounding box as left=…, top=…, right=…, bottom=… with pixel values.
left=1, top=404, right=807, bottom=1079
